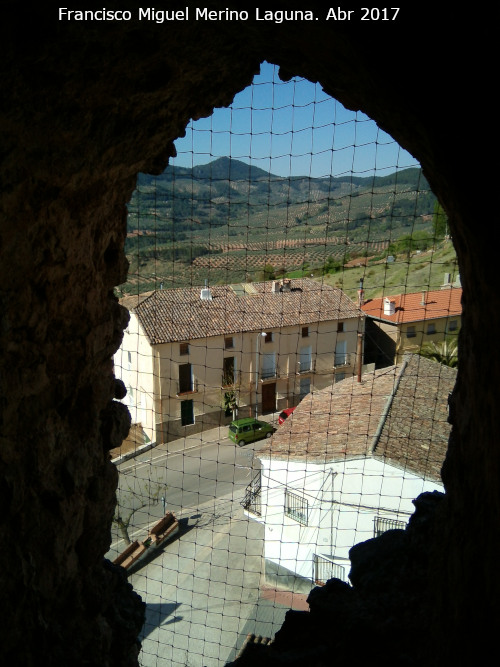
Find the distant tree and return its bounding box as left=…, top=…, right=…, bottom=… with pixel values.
left=419, top=338, right=458, bottom=368
left=260, top=263, right=276, bottom=281
left=387, top=231, right=432, bottom=258
left=322, top=255, right=342, bottom=274
left=432, top=200, right=448, bottom=239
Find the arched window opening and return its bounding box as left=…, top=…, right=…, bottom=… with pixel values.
left=110, top=62, right=459, bottom=666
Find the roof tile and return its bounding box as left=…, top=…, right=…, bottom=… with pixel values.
left=127, top=279, right=362, bottom=345
left=361, top=287, right=462, bottom=324
left=257, top=354, right=456, bottom=482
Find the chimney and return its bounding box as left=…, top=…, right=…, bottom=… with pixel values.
left=441, top=273, right=451, bottom=289
left=280, top=278, right=291, bottom=292
left=383, top=297, right=395, bottom=316
left=200, top=279, right=213, bottom=301
left=420, top=291, right=426, bottom=306
left=271, top=280, right=280, bottom=294
left=357, top=278, right=365, bottom=307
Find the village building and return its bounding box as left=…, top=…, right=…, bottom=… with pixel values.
left=360, top=281, right=462, bottom=367
left=114, top=278, right=364, bottom=444
left=243, top=354, right=456, bottom=592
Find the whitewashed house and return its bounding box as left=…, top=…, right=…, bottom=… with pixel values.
left=243, top=354, right=456, bottom=592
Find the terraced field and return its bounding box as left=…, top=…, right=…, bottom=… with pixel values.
left=120, top=158, right=439, bottom=294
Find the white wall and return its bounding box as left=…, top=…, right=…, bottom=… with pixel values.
left=113, top=313, right=156, bottom=444
left=254, top=455, right=443, bottom=584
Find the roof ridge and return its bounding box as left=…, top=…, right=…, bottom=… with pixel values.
left=369, top=358, right=409, bottom=455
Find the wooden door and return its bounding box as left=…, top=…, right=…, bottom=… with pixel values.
left=261, top=382, right=276, bottom=414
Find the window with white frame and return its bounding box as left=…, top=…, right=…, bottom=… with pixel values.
left=334, top=339, right=347, bottom=365
left=261, top=352, right=276, bottom=379
left=285, top=489, right=308, bottom=525
left=299, top=345, right=312, bottom=373
left=374, top=515, right=406, bottom=537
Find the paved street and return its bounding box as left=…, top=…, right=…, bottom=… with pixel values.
left=107, top=420, right=292, bottom=666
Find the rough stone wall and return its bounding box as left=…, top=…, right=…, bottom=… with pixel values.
left=0, top=2, right=496, bottom=665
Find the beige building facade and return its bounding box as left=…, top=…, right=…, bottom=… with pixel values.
left=115, top=279, right=364, bottom=444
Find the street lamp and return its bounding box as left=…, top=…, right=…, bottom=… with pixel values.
left=255, top=332, right=267, bottom=418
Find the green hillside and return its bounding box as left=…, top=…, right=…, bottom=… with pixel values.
left=122, top=157, right=445, bottom=295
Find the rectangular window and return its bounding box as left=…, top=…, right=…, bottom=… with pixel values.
left=374, top=516, right=406, bottom=537
left=299, top=346, right=312, bottom=373
left=447, top=320, right=458, bottom=332
left=178, top=363, right=193, bottom=393
left=264, top=331, right=273, bottom=343
left=223, top=356, right=236, bottom=385
left=406, top=326, right=416, bottom=338
left=224, top=336, right=234, bottom=349
left=302, top=326, right=309, bottom=338
left=285, top=490, right=308, bottom=525
left=337, top=322, right=344, bottom=333
left=180, top=399, right=194, bottom=426
left=334, top=339, right=347, bottom=365
left=261, top=352, right=276, bottom=379
left=427, top=323, right=436, bottom=335
left=179, top=342, right=189, bottom=355
left=300, top=376, right=311, bottom=397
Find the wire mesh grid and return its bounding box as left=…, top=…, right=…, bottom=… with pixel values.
left=109, top=62, right=459, bottom=666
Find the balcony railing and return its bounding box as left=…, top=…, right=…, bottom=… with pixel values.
left=241, top=471, right=262, bottom=516
left=261, top=367, right=277, bottom=380
left=334, top=353, right=352, bottom=367
left=296, top=359, right=315, bottom=374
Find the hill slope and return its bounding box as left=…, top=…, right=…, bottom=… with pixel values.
left=123, top=158, right=440, bottom=293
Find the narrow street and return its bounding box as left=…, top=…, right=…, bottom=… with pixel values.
left=107, top=422, right=294, bottom=666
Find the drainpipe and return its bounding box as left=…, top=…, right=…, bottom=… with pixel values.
left=255, top=332, right=266, bottom=418
left=369, top=357, right=408, bottom=455
left=356, top=332, right=363, bottom=382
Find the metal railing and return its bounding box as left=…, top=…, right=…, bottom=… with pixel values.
left=313, top=554, right=347, bottom=584
left=334, top=352, right=352, bottom=367
left=296, top=359, right=315, bottom=374
left=241, top=471, right=262, bottom=516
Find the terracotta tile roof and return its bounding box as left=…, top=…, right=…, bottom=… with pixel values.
left=125, top=279, right=362, bottom=345
left=119, top=291, right=154, bottom=311
left=257, top=365, right=398, bottom=464
left=375, top=354, right=456, bottom=481
left=257, top=354, right=456, bottom=482
left=361, top=287, right=462, bottom=324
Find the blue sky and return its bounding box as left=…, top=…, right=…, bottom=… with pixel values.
left=170, top=61, right=419, bottom=178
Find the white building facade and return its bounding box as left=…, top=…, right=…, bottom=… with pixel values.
left=244, top=355, right=456, bottom=591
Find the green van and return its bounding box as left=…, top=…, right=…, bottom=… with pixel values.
left=228, top=418, right=275, bottom=446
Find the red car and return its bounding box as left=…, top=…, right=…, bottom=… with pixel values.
left=278, top=407, right=296, bottom=425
